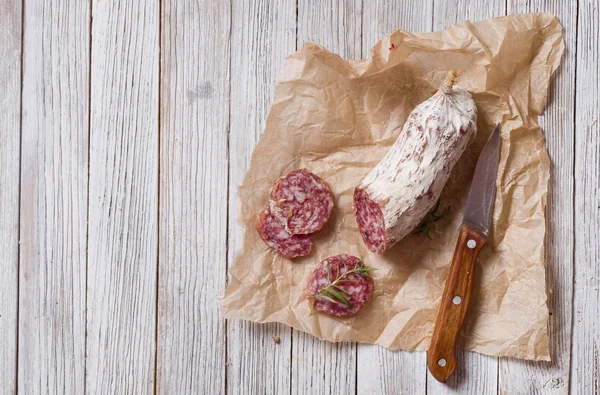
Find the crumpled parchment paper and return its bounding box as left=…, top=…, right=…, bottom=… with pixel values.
left=221, top=12, right=564, bottom=361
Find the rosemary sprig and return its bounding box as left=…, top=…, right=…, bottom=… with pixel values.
left=415, top=199, right=450, bottom=240
left=309, top=259, right=376, bottom=315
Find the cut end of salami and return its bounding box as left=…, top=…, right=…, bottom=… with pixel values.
left=307, top=254, right=374, bottom=317
left=270, top=169, right=333, bottom=235
left=353, top=188, right=387, bottom=254
left=257, top=207, right=312, bottom=259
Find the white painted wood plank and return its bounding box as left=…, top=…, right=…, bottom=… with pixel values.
left=357, top=2, right=432, bottom=393
left=358, top=344, right=428, bottom=395
left=292, top=2, right=362, bottom=393
left=86, top=0, right=158, bottom=393
left=17, top=1, right=89, bottom=393
left=426, top=2, right=505, bottom=394
left=499, top=1, right=576, bottom=394
left=226, top=1, right=296, bottom=393
left=292, top=0, right=362, bottom=394
left=572, top=0, right=600, bottom=393
left=361, top=0, right=433, bottom=57
left=156, top=1, right=229, bottom=393
left=432, top=0, right=504, bottom=31
left=297, top=0, right=362, bottom=59
left=0, top=0, right=21, bottom=392
left=293, top=340, right=357, bottom=394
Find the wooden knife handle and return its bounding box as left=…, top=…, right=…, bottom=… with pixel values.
left=427, top=224, right=487, bottom=383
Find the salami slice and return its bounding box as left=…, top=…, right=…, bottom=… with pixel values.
left=257, top=206, right=312, bottom=259
left=306, top=254, right=374, bottom=317
left=270, top=169, right=333, bottom=235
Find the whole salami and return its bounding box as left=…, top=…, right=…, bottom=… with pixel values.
left=270, top=169, right=333, bottom=235
left=354, top=70, right=477, bottom=254
left=306, top=254, right=375, bottom=317
left=256, top=206, right=313, bottom=259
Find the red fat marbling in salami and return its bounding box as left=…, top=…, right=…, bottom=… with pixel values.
left=269, top=169, right=333, bottom=235
left=306, top=254, right=374, bottom=317
left=354, top=70, right=477, bottom=254
left=257, top=206, right=312, bottom=259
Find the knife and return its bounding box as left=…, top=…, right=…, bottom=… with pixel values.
left=427, top=123, right=501, bottom=383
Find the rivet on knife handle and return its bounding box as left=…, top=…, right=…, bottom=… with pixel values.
left=427, top=224, right=487, bottom=382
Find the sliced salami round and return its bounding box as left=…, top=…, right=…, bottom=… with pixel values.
left=306, top=254, right=374, bottom=317
left=256, top=206, right=312, bottom=259
left=270, top=169, right=333, bottom=235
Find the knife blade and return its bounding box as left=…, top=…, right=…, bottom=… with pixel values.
left=427, top=124, right=501, bottom=383
left=462, top=123, right=501, bottom=235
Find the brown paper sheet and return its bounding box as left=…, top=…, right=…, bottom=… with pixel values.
left=221, top=13, right=564, bottom=361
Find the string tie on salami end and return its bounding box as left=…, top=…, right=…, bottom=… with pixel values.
left=443, top=69, right=458, bottom=93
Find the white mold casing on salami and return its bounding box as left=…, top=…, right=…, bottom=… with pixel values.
left=354, top=80, right=477, bottom=254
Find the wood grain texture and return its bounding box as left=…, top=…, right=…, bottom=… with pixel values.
left=0, top=0, right=21, bottom=392
left=292, top=340, right=357, bottom=394
left=4, top=1, right=590, bottom=393
left=18, top=1, right=89, bottom=393
left=499, top=1, right=577, bottom=394
left=357, top=2, right=432, bottom=393
left=226, top=1, right=296, bottom=393
left=361, top=0, right=433, bottom=57
left=426, top=2, right=505, bottom=393
left=156, top=1, right=229, bottom=393
left=432, top=0, right=505, bottom=31
left=428, top=226, right=488, bottom=383
left=572, top=0, right=599, bottom=394
left=86, top=0, right=158, bottom=393
left=297, top=0, right=362, bottom=59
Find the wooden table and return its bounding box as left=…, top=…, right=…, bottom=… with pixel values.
left=0, top=0, right=597, bottom=394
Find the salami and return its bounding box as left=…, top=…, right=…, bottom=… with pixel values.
left=257, top=206, right=312, bottom=259
left=306, top=254, right=375, bottom=317
left=270, top=169, right=333, bottom=235
left=354, top=70, right=477, bottom=254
